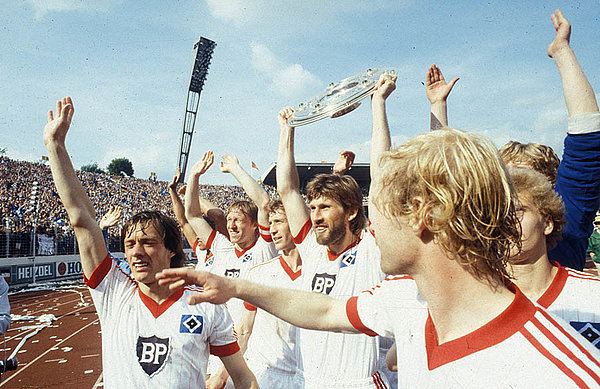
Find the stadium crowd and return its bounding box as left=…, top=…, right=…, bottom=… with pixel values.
left=0, top=155, right=272, bottom=256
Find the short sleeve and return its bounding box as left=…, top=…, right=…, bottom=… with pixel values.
left=209, top=304, right=240, bottom=357
left=346, top=277, right=421, bottom=339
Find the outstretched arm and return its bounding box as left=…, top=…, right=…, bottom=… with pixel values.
left=185, top=151, right=218, bottom=244
left=277, top=107, right=310, bottom=236
left=156, top=268, right=357, bottom=333
left=168, top=167, right=197, bottom=247
left=547, top=9, right=599, bottom=116
left=426, top=64, right=459, bottom=130
left=220, top=154, right=270, bottom=227
left=43, top=97, right=107, bottom=277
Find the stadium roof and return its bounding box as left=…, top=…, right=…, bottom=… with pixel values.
left=261, top=162, right=371, bottom=192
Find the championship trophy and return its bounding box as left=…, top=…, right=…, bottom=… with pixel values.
left=289, top=67, right=397, bottom=127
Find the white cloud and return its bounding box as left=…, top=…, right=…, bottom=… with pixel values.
left=251, top=42, right=321, bottom=97
left=205, top=0, right=251, bottom=27
left=24, top=0, right=120, bottom=19
left=205, top=0, right=409, bottom=28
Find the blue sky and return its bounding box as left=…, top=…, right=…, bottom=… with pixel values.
left=1, top=1, right=599, bottom=185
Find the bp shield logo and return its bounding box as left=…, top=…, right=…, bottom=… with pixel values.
left=311, top=273, right=336, bottom=294
left=136, top=335, right=171, bottom=377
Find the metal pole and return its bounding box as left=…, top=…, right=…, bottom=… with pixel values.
left=4, top=218, right=9, bottom=258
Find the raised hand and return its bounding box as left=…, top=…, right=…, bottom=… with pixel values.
left=278, top=106, right=295, bottom=129
left=426, top=64, right=459, bottom=105
left=190, top=151, right=214, bottom=176
left=547, top=9, right=571, bottom=58
left=371, top=73, right=397, bottom=102
left=43, top=97, right=75, bottom=146
left=219, top=153, right=240, bottom=174
left=333, top=150, right=356, bottom=175
left=99, top=206, right=122, bottom=229
left=156, top=268, right=237, bottom=305
left=169, top=166, right=182, bottom=190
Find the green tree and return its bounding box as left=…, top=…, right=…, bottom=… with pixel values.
left=107, top=158, right=134, bottom=177
left=81, top=162, right=105, bottom=174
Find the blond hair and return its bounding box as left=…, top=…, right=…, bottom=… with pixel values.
left=228, top=200, right=258, bottom=224
left=374, top=128, right=520, bottom=285
left=508, top=166, right=566, bottom=250
left=499, top=141, right=560, bottom=187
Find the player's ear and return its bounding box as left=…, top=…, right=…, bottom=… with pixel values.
left=409, top=196, right=427, bottom=238
left=346, top=207, right=359, bottom=222
left=543, top=214, right=554, bottom=236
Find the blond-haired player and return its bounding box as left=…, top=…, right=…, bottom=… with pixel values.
left=509, top=166, right=600, bottom=348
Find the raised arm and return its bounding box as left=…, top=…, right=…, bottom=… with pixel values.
left=547, top=9, right=599, bottom=116
left=156, top=268, right=356, bottom=333
left=168, top=167, right=197, bottom=247
left=198, top=196, right=229, bottom=239
left=369, top=73, right=397, bottom=206
left=220, top=153, right=270, bottom=227
left=277, top=107, right=310, bottom=236
left=426, top=64, right=459, bottom=130
left=546, top=9, right=600, bottom=270
left=332, top=150, right=356, bottom=175
left=43, top=97, right=107, bottom=277
left=185, top=151, right=218, bottom=244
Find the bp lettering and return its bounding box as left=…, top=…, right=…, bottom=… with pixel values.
left=312, top=273, right=336, bottom=294
left=224, top=269, right=241, bottom=278
left=136, top=335, right=170, bottom=377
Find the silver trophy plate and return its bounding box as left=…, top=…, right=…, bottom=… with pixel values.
left=289, top=67, right=397, bottom=126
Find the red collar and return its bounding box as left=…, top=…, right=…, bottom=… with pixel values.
left=326, top=236, right=361, bottom=261
left=138, top=287, right=183, bottom=319
left=425, top=284, right=536, bottom=370
left=279, top=256, right=302, bottom=281
left=234, top=238, right=257, bottom=258
left=537, top=264, right=566, bottom=308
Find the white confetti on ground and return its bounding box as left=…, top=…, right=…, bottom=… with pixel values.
left=84, top=370, right=94, bottom=374
left=61, top=347, right=72, bottom=352
left=58, top=359, right=67, bottom=364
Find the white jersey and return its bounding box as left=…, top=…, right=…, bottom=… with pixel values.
left=293, top=220, right=388, bottom=388
left=85, top=254, right=239, bottom=389
left=347, top=276, right=600, bottom=388
left=197, top=228, right=277, bottom=323
left=538, top=264, right=600, bottom=349
left=244, top=256, right=303, bottom=376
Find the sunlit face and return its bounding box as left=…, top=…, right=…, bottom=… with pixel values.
left=510, top=193, right=553, bottom=264
left=268, top=210, right=294, bottom=251
left=369, top=193, right=414, bottom=275
left=226, top=210, right=257, bottom=248
left=124, top=224, right=174, bottom=284
left=309, top=196, right=350, bottom=248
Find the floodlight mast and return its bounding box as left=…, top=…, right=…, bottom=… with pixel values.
left=177, top=37, right=216, bottom=183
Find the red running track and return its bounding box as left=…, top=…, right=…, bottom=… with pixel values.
left=1, top=283, right=103, bottom=388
